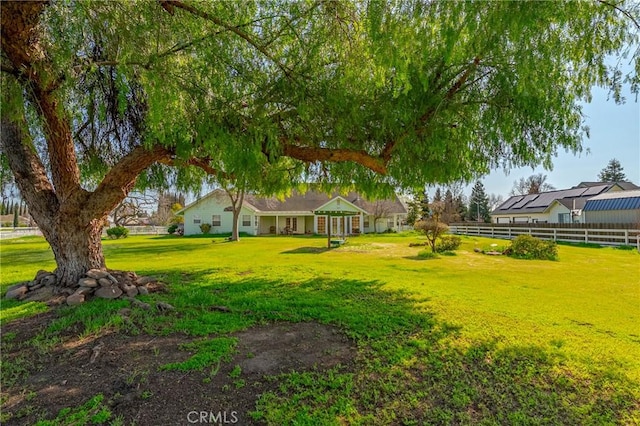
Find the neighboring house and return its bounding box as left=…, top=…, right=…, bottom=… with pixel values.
left=491, top=182, right=639, bottom=224
left=583, top=190, right=640, bottom=224
left=179, top=189, right=408, bottom=236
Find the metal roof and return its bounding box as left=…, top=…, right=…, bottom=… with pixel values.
left=583, top=190, right=640, bottom=211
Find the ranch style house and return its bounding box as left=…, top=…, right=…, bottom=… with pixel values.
left=179, top=189, right=408, bottom=236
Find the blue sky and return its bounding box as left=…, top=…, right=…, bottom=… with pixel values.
left=477, top=85, right=640, bottom=199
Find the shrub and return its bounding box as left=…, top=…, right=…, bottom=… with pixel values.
left=106, top=226, right=129, bottom=239
left=199, top=223, right=212, bottom=234
left=436, top=235, right=461, bottom=253
left=509, top=235, right=558, bottom=260
left=414, top=219, right=449, bottom=252
left=167, top=224, right=178, bottom=234
left=417, top=249, right=438, bottom=259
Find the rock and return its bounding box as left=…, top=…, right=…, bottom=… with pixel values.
left=135, top=276, right=156, bottom=286
left=6, top=282, right=28, bottom=292
left=23, top=286, right=55, bottom=302
left=125, top=286, right=139, bottom=298
left=86, top=269, right=109, bottom=279
left=40, top=274, right=57, bottom=287
left=46, top=295, right=67, bottom=306
left=66, top=293, right=85, bottom=306
left=94, top=285, right=123, bottom=299
left=98, top=278, right=112, bottom=287
left=5, top=285, right=28, bottom=300
left=105, top=273, right=119, bottom=284
left=118, top=308, right=132, bottom=317
left=78, top=277, right=99, bottom=288
left=35, top=270, right=51, bottom=281
left=125, top=297, right=151, bottom=310
left=74, top=286, right=95, bottom=296
left=156, top=302, right=175, bottom=312
left=28, top=283, right=44, bottom=291
left=137, top=286, right=149, bottom=296
left=209, top=306, right=232, bottom=313
left=473, top=247, right=482, bottom=253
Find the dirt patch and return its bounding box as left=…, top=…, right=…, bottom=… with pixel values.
left=1, top=317, right=355, bottom=425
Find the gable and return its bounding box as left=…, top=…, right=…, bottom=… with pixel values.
left=314, top=196, right=367, bottom=215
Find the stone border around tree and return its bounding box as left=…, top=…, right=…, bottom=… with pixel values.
left=4, top=269, right=166, bottom=307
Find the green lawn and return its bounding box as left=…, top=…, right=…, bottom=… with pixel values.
left=1, top=234, right=639, bottom=424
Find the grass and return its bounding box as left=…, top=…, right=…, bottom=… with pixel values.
left=1, top=233, right=639, bottom=424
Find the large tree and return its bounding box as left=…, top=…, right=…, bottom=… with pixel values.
left=598, top=158, right=627, bottom=181
left=510, top=173, right=556, bottom=196
left=1, top=1, right=638, bottom=286
left=467, top=181, right=491, bottom=223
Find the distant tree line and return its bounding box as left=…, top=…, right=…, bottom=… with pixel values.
left=0, top=199, right=29, bottom=216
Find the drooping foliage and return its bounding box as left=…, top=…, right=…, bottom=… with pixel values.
left=1, top=0, right=639, bottom=284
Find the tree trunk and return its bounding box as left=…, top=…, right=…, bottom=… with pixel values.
left=231, top=209, right=240, bottom=242
left=49, top=216, right=106, bottom=286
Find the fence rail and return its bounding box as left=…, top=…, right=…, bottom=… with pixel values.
left=0, top=225, right=169, bottom=240
left=449, top=224, right=640, bottom=247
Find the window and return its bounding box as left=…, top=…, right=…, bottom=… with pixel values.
left=387, top=218, right=394, bottom=229
left=352, top=216, right=360, bottom=232
left=317, top=216, right=326, bottom=234
left=254, top=216, right=259, bottom=227
left=193, top=215, right=201, bottom=225
left=212, top=215, right=221, bottom=226
left=242, top=215, right=251, bottom=226
left=558, top=213, right=570, bottom=224
left=363, top=216, right=370, bottom=228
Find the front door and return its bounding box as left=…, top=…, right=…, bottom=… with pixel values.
left=331, top=217, right=341, bottom=236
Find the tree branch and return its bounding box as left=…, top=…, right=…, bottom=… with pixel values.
left=0, top=118, right=59, bottom=234
left=279, top=139, right=388, bottom=175
left=597, top=0, right=640, bottom=29
left=2, top=1, right=82, bottom=199
left=161, top=1, right=292, bottom=76
left=380, top=56, right=481, bottom=163
left=87, top=145, right=172, bottom=219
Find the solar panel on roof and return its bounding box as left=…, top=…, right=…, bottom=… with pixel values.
left=583, top=185, right=608, bottom=196
left=511, top=194, right=538, bottom=209
left=527, top=193, right=559, bottom=208
left=560, top=188, right=587, bottom=198
left=498, top=196, right=523, bottom=210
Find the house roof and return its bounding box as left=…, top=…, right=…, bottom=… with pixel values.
left=575, top=181, right=639, bottom=190
left=583, top=190, right=640, bottom=211
left=181, top=189, right=407, bottom=215
left=491, top=182, right=625, bottom=216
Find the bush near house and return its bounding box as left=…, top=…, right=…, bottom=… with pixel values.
left=167, top=224, right=179, bottom=234
left=199, top=223, right=211, bottom=234
left=105, top=226, right=129, bottom=239
left=508, top=235, right=558, bottom=260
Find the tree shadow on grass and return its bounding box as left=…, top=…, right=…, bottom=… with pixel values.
left=280, top=247, right=330, bottom=254
left=172, top=276, right=639, bottom=425
left=3, top=270, right=638, bottom=425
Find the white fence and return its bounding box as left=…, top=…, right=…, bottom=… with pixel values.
left=0, top=226, right=168, bottom=240
left=449, top=224, right=640, bottom=247
left=117, top=226, right=169, bottom=236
